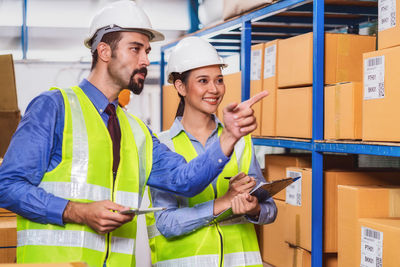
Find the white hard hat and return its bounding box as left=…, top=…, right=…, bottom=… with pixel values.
left=85, top=0, right=165, bottom=53
left=166, top=36, right=227, bottom=83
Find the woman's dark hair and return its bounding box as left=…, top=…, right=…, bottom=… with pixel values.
left=171, top=71, right=191, bottom=118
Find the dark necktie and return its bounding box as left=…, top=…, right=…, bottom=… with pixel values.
left=105, top=104, right=121, bottom=175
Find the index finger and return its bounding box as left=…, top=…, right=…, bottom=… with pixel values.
left=243, top=90, right=269, bottom=108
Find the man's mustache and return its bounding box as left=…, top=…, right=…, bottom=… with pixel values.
left=132, top=67, right=147, bottom=79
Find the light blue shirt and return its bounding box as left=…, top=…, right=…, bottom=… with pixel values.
left=151, top=116, right=277, bottom=238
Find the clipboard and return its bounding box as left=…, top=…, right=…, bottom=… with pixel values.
left=250, top=177, right=301, bottom=197
left=119, top=207, right=166, bottom=215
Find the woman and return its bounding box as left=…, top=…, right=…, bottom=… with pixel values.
left=146, top=36, right=277, bottom=267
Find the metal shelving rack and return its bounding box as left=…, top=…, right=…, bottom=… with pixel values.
left=159, top=0, right=382, bottom=266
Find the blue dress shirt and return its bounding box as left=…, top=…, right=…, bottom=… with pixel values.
left=151, top=117, right=277, bottom=238
left=0, top=79, right=230, bottom=226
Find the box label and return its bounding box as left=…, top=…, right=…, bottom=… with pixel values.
left=264, top=44, right=276, bottom=79
left=364, top=56, right=385, bottom=100
left=286, top=170, right=302, bottom=206
left=251, top=49, right=262, bottom=80
left=360, top=227, right=383, bottom=267
left=379, top=0, right=396, bottom=31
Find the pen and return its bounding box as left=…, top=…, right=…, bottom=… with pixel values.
left=224, top=177, right=231, bottom=180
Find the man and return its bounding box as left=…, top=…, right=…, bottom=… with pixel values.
left=0, top=1, right=267, bottom=266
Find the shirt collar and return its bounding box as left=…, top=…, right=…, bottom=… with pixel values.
left=169, top=114, right=224, bottom=139
left=79, top=79, right=119, bottom=114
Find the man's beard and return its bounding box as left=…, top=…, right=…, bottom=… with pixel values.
left=128, top=67, right=147, bottom=95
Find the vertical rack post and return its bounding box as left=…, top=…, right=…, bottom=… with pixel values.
left=21, top=0, right=28, bottom=59
left=159, top=50, right=165, bottom=132
left=312, top=0, right=325, bottom=265
left=240, top=20, right=252, bottom=102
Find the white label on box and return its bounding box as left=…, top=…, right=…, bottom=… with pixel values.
left=364, top=56, right=385, bottom=100
left=286, top=170, right=302, bottom=206
left=264, top=44, right=276, bottom=79
left=360, top=226, right=383, bottom=267
left=379, top=0, right=396, bottom=31
left=251, top=49, right=262, bottom=81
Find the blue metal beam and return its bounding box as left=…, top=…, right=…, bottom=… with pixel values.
left=240, top=20, right=251, bottom=102
left=187, top=0, right=200, bottom=33
left=311, top=0, right=324, bottom=264
left=316, top=142, right=400, bottom=157
left=159, top=51, right=165, bottom=131
left=21, top=0, right=28, bottom=59
left=252, top=138, right=312, bottom=150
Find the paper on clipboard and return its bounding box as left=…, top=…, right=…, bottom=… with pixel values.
left=119, top=207, right=166, bottom=215
left=250, top=177, right=301, bottom=197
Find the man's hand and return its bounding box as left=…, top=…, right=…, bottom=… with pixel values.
left=63, top=200, right=135, bottom=234
left=231, top=193, right=260, bottom=217
left=213, top=172, right=256, bottom=215
left=220, top=91, right=269, bottom=156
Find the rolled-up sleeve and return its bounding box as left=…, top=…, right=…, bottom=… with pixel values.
left=0, top=92, right=69, bottom=225
left=151, top=187, right=215, bottom=238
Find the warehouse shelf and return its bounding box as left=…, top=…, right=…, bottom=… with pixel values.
left=159, top=0, right=380, bottom=266
left=253, top=137, right=313, bottom=150
left=315, top=140, right=400, bottom=156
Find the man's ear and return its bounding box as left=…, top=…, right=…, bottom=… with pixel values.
left=96, top=42, right=112, bottom=62
left=174, top=79, right=187, bottom=97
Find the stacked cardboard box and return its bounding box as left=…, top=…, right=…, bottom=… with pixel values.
left=338, top=185, right=400, bottom=267
left=362, top=0, right=400, bottom=141
left=162, top=84, right=180, bottom=131
left=250, top=44, right=265, bottom=136
left=324, top=82, right=362, bottom=140
left=0, top=208, right=16, bottom=263
left=217, top=72, right=242, bottom=118
left=275, top=33, right=375, bottom=139
left=0, top=55, right=21, bottom=158
left=261, top=40, right=279, bottom=137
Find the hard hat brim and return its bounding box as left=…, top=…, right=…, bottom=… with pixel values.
left=84, top=27, right=165, bottom=49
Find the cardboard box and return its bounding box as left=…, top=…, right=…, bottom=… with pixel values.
left=261, top=40, right=279, bottom=137
left=362, top=46, right=400, bottom=141
left=355, top=218, right=400, bottom=267
left=250, top=43, right=265, bottom=136
left=222, top=0, right=273, bottom=20
left=338, top=185, right=400, bottom=267
left=264, top=154, right=356, bottom=201
left=259, top=200, right=292, bottom=267
left=324, top=82, right=362, bottom=140
left=378, top=0, right=400, bottom=49
left=0, top=55, right=18, bottom=112
left=285, top=168, right=400, bottom=252
left=276, top=87, right=312, bottom=138
left=162, top=84, right=180, bottom=131
left=0, top=216, right=16, bottom=263
left=285, top=246, right=337, bottom=267
left=0, top=111, right=21, bottom=158
left=217, top=72, right=242, bottom=118
left=277, top=33, right=376, bottom=88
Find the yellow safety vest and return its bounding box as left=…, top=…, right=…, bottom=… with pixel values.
left=146, top=126, right=262, bottom=267
left=17, top=86, right=153, bottom=267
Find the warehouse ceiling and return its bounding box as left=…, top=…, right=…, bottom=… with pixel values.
left=0, top=0, right=191, bottom=62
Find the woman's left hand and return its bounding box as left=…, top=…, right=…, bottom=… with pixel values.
left=231, top=193, right=260, bottom=217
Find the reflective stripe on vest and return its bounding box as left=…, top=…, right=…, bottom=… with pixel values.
left=152, top=251, right=262, bottom=267
left=147, top=127, right=261, bottom=267
left=17, top=86, right=153, bottom=267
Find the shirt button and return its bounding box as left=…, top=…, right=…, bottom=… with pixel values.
left=100, top=109, right=103, bottom=113
left=218, top=159, right=222, bottom=163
